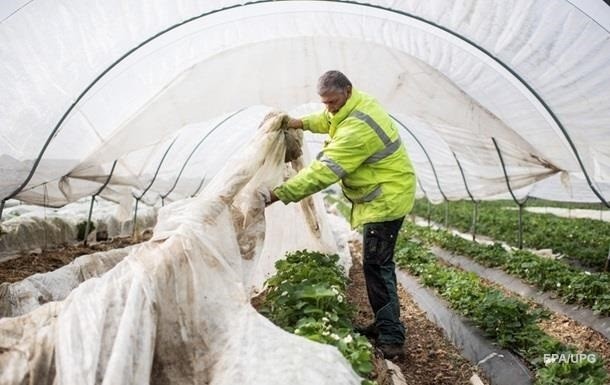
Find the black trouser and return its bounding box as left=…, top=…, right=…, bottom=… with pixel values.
left=363, top=217, right=405, bottom=345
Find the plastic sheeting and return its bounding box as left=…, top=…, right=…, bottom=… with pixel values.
left=1, top=0, right=609, bottom=209
left=0, top=246, right=133, bottom=318
left=0, top=198, right=157, bottom=257
left=0, top=114, right=361, bottom=385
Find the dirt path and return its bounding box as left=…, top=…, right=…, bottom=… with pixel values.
left=347, top=240, right=489, bottom=385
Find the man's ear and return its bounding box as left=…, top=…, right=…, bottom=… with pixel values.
left=346, top=85, right=352, bottom=97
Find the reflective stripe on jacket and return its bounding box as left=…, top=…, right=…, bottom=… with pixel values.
left=274, top=89, right=416, bottom=228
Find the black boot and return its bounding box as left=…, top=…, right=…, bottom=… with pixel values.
left=354, top=323, right=379, bottom=339
left=377, top=342, right=405, bottom=359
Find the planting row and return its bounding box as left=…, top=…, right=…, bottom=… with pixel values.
left=394, top=229, right=608, bottom=385
left=411, top=199, right=610, bottom=270
left=258, top=250, right=376, bottom=385
left=406, top=223, right=610, bottom=316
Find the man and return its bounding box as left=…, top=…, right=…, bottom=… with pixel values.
left=267, top=70, right=416, bottom=358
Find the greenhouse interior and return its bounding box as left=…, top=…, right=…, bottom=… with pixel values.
left=1, top=1, right=609, bottom=384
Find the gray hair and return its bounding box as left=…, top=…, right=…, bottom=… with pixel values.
left=317, top=70, right=352, bottom=95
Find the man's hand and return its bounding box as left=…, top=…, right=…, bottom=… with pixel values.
left=265, top=190, right=280, bottom=207
left=286, top=117, right=303, bottom=129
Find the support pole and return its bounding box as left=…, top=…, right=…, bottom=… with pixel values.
left=416, top=177, right=431, bottom=228
left=84, top=196, right=96, bottom=246
left=394, top=117, right=451, bottom=230
left=492, top=138, right=528, bottom=249
left=393, top=116, right=448, bottom=202
left=518, top=203, right=524, bottom=250
left=0, top=199, right=5, bottom=222
left=82, top=160, right=118, bottom=246
left=452, top=152, right=478, bottom=240
left=472, top=202, right=479, bottom=241
left=191, top=175, right=207, bottom=198
left=42, top=184, right=48, bottom=251
left=444, top=200, right=449, bottom=228
left=132, top=197, right=140, bottom=239
left=131, top=138, right=178, bottom=239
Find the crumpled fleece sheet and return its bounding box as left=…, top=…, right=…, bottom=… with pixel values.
left=0, top=247, right=134, bottom=318
left=0, top=113, right=362, bottom=385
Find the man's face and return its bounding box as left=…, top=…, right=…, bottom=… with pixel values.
left=320, top=87, right=351, bottom=114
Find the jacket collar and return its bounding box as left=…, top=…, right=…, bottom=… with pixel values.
left=328, top=88, right=362, bottom=127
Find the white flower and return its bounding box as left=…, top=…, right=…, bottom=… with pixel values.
left=343, top=335, right=353, bottom=344
left=322, top=317, right=330, bottom=322
left=281, top=291, right=288, bottom=296
left=330, top=333, right=340, bottom=340
left=337, top=295, right=344, bottom=303
left=556, top=282, right=561, bottom=287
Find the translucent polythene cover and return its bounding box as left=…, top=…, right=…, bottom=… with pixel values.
left=1, top=0, right=609, bottom=207
left=0, top=114, right=360, bottom=385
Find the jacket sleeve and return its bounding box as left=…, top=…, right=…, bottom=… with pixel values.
left=301, top=111, right=330, bottom=134
left=274, top=122, right=376, bottom=203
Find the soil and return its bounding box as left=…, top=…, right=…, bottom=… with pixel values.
left=0, top=235, right=146, bottom=284
left=540, top=314, right=610, bottom=374
left=347, top=239, right=489, bottom=385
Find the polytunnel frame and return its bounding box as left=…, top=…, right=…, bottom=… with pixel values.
left=159, top=108, right=246, bottom=206
left=131, top=137, right=179, bottom=237
left=392, top=116, right=451, bottom=227
left=83, top=160, right=118, bottom=246
left=2, top=0, right=608, bottom=216
left=392, top=116, right=447, bottom=202
left=191, top=175, right=207, bottom=198
left=416, top=176, right=433, bottom=227
left=492, top=137, right=529, bottom=250
left=452, top=152, right=479, bottom=241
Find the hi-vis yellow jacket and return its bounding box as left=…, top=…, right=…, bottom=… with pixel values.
left=274, top=89, right=416, bottom=228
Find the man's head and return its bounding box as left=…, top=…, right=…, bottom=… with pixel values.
left=317, top=70, right=352, bottom=114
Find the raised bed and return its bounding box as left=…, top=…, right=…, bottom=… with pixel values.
left=394, top=232, right=608, bottom=385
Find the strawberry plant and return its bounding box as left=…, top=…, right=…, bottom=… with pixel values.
left=260, top=250, right=376, bottom=384
left=406, top=223, right=610, bottom=316
left=411, top=199, right=610, bottom=270
left=395, top=234, right=608, bottom=385
left=536, top=353, right=608, bottom=385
